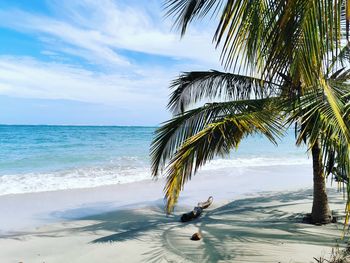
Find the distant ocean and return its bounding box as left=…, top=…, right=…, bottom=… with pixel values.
left=0, top=125, right=310, bottom=196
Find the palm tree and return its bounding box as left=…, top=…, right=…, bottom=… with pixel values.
left=151, top=0, right=350, bottom=224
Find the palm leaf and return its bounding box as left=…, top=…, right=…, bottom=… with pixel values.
left=164, top=108, right=283, bottom=212
left=151, top=98, right=278, bottom=177
left=284, top=82, right=350, bottom=179
left=168, top=70, right=281, bottom=114
left=164, top=0, right=223, bottom=36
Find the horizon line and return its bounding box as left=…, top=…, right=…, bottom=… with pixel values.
left=0, top=124, right=159, bottom=128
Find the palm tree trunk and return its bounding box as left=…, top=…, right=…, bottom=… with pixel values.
left=310, top=141, right=332, bottom=224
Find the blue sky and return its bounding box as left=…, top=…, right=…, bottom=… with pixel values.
left=0, top=0, right=222, bottom=125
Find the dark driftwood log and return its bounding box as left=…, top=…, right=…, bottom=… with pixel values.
left=181, top=207, right=203, bottom=222
left=180, top=196, right=213, bottom=222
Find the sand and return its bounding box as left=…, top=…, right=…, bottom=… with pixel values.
left=0, top=164, right=348, bottom=263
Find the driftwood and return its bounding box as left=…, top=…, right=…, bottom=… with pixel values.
left=197, top=196, right=213, bottom=209
left=180, top=196, right=213, bottom=222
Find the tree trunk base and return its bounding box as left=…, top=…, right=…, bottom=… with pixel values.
left=302, top=213, right=336, bottom=225
left=310, top=215, right=333, bottom=225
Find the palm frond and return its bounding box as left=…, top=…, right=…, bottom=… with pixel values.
left=321, top=78, right=350, bottom=143
left=151, top=98, right=277, bottom=177
left=168, top=70, right=281, bottom=114
left=164, top=109, right=283, bottom=212
left=329, top=43, right=350, bottom=71
left=284, top=82, right=350, bottom=180
left=164, top=0, right=223, bottom=35
left=165, top=0, right=350, bottom=77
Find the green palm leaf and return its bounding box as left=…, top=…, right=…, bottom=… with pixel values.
left=164, top=107, right=283, bottom=212
left=151, top=98, right=277, bottom=177
left=164, top=0, right=223, bottom=36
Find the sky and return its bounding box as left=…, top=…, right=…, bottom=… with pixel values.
left=0, top=0, right=222, bottom=126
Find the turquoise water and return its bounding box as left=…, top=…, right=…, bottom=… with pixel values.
left=0, top=125, right=153, bottom=174
left=0, top=125, right=309, bottom=195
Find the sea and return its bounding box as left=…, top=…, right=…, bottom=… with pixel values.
left=0, top=125, right=310, bottom=196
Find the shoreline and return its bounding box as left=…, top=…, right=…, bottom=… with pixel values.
left=0, top=157, right=312, bottom=196
left=0, top=162, right=312, bottom=198
left=1, top=163, right=318, bottom=234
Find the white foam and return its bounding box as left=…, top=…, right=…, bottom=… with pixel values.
left=202, top=156, right=311, bottom=171
left=0, top=156, right=311, bottom=196
left=0, top=165, right=150, bottom=196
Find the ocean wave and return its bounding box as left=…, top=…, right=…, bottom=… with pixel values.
left=0, top=156, right=311, bottom=196
left=202, top=157, right=311, bottom=170
left=0, top=165, right=150, bottom=196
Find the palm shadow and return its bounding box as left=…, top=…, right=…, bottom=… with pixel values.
left=51, top=189, right=347, bottom=262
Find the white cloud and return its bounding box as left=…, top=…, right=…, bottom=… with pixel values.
left=0, top=56, right=170, bottom=107
left=0, top=0, right=221, bottom=68
left=0, top=0, right=223, bottom=124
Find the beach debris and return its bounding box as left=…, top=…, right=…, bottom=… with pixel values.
left=181, top=207, right=203, bottom=222
left=180, top=196, right=213, bottom=222
left=191, top=232, right=202, bottom=241
left=197, top=196, right=213, bottom=209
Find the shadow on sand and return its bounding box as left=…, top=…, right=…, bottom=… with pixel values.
left=56, top=189, right=347, bottom=262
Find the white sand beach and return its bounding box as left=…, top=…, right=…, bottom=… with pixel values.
left=0, top=164, right=347, bottom=263
left=2, top=0, right=350, bottom=262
